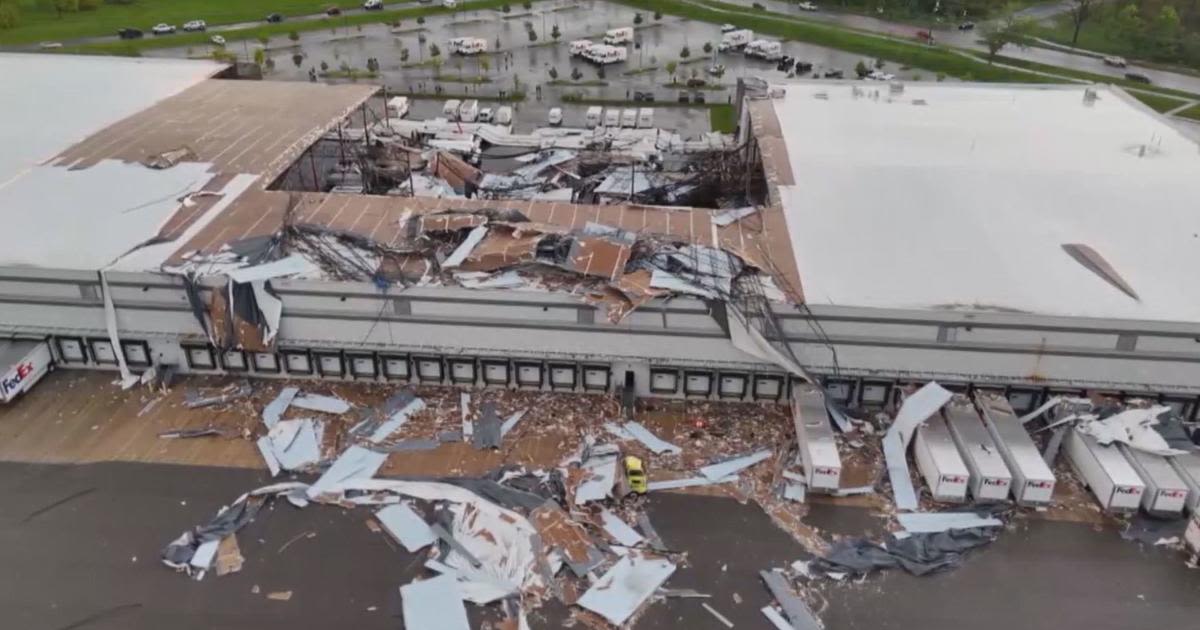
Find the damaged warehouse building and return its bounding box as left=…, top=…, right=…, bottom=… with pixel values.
left=2, top=53, right=1200, bottom=421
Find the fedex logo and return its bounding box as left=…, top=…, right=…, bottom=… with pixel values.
left=1160, top=490, right=1187, bottom=499
left=1115, top=486, right=1142, bottom=495
left=983, top=478, right=1009, bottom=487
left=815, top=467, right=839, bottom=476
left=941, top=475, right=967, bottom=485
left=1, top=362, right=34, bottom=396
left=1027, top=480, right=1054, bottom=489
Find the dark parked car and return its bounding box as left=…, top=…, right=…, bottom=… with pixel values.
left=692, top=92, right=706, bottom=104
left=326, top=6, right=342, bottom=15
left=958, top=21, right=975, bottom=31
left=823, top=68, right=844, bottom=79
left=265, top=13, right=284, bottom=23
left=1125, top=72, right=1152, bottom=84
left=117, top=28, right=143, bottom=39
left=794, top=61, right=813, bottom=74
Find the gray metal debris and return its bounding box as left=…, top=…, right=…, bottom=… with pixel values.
left=646, top=475, right=738, bottom=491
left=158, top=428, right=223, bottom=439
left=268, top=419, right=324, bottom=471
left=184, top=381, right=251, bottom=409
left=256, top=437, right=282, bottom=477
left=305, top=446, right=388, bottom=499
left=703, top=602, right=735, bottom=628
left=699, top=450, right=772, bottom=481
left=895, top=512, right=1004, bottom=534
left=577, top=553, right=677, bottom=626
left=369, top=397, right=426, bottom=443
left=659, top=588, right=711, bottom=598
left=599, top=509, right=644, bottom=547
left=499, top=409, right=527, bottom=437
left=376, top=503, right=437, bottom=552
left=262, top=386, right=299, bottom=429
left=574, top=444, right=620, bottom=504
left=400, top=574, right=470, bottom=630
left=374, top=439, right=440, bottom=452
left=291, top=393, right=351, bottom=414
left=884, top=382, right=953, bottom=511
left=760, top=569, right=822, bottom=630
left=471, top=402, right=503, bottom=450
left=762, top=605, right=795, bottom=630
left=636, top=512, right=668, bottom=552
left=621, top=421, right=682, bottom=455
left=431, top=523, right=483, bottom=569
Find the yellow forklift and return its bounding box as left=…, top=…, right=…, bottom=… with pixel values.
left=623, top=455, right=648, bottom=495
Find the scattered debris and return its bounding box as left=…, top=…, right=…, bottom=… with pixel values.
left=401, top=574, right=470, bottom=630
left=699, top=450, right=772, bottom=481
left=599, top=509, right=644, bottom=547
left=577, top=553, right=677, bottom=626
left=471, top=401, right=504, bottom=450
left=759, top=569, right=822, bottom=630
left=214, top=534, right=244, bottom=576
left=376, top=503, right=437, bottom=552
left=702, top=602, right=735, bottom=628
left=266, top=590, right=293, bottom=601
left=636, top=512, right=668, bottom=553
left=574, top=444, right=620, bottom=504
left=184, top=381, right=251, bottom=409
left=620, top=421, right=682, bottom=455
left=811, top=528, right=999, bottom=577
left=883, top=382, right=953, bottom=511
left=262, top=386, right=299, bottom=428
left=158, top=427, right=224, bottom=439
left=291, top=393, right=352, bottom=414
left=646, top=476, right=737, bottom=491
left=895, top=512, right=1003, bottom=534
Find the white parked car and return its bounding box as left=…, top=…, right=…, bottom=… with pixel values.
left=1103, top=55, right=1128, bottom=68
left=211, top=35, right=226, bottom=46
left=182, top=20, right=207, bottom=32
left=477, top=107, right=494, bottom=123
left=797, top=1, right=818, bottom=11
left=548, top=107, right=563, bottom=126
left=364, top=0, right=384, bottom=9
left=866, top=70, right=895, bottom=81
left=720, top=23, right=737, bottom=33
left=442, top=0, right=458, bottom=7
left=152, top=23, right=176, bottom=35
left=38, top=41, right=63, bottom=49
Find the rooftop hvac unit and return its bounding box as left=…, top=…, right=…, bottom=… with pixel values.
left=943, top=397, right=1013, bottom=503
left=974, top=391, right=1056, bottom=506
left=792, top=385, right=841, bottom=493
left=1065, top=428, right=1145, bottom=513
left=1120, top=445, right=1188, bottom=516
left=914, top=414, right=970, bottom=503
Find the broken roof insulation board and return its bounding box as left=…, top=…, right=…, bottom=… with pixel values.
left=759, top=569, right=822, bottom=630
left=622, top=421, right=682, bottom=455
left=884, top=382, right=953, bottom=511
left=1075, top=405, right=1186, bottom=456
left=400, top=574, right=471, bottom=630
left=499, top=409, right=527, bottom=437
left=256, top=436, right=282, bottom=477
left=577, top=553, right=677, bottom=626
left=646, top=475, right=738, bottom=491
left=290, top=393, right=351, bottom=414
left=762, top=605, right=796, bottom=630
left=376, top=503, right=438, bottom=552
left=1167, top=452, right=1200, bottom=514
left=599, top=509, right=645, bottom=547
left=914, top=413, right=970, bottom=503
left=793, top=385, right=842, bottom=493
left=574, top=446, right=620, bottom=504
left=369, top=398, right=427, bottom=443
left=442, top=224, right=489, bottom=269
left=1118, top=445, right=1188, bottom=516
left=305, top=445, right=388, bottom=499
left=262, top=386, right=299, bottom=429
left=895, top=512, right=1003, bottom=534
left=942, top=397, right=1013, bottom=503
left=1065, top=428, right=1146, bottom=512
left=699, top=449, right=773, bottom=481
left=974, top=391, right=1057, bottom=506
left=267, top=419, right=324, bottom=471
left=225, top=255, right=317, bottom=283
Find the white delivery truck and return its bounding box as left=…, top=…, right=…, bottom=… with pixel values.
left=450, top=36, right=487, bottom=55
left=603, top=107, right=620, bottom=128
left=1120, top=445, right=1188, bottom=516
left=1065, top=428, right=1146, bottom=512
left=569, top=39, right=594, bottom=56
left=792, top=385, right=842, bottom=493
left=974, top=390, right=1057, bottom=505
left=913, top=412, right=970, bottom=502
left=547, top=107, right=563, bottom=126
left=753, top=40, right=784, bottom=61
left=386, top=96, right=410, bottom=119
left=943, top=395, right=1013, bottom=502
left=719, top=29, right=753, bottom=51
left=1168, top=451, right=1200, bottom=513
left=1, top=339, right=53, bottom=403
left=603, top=26, right=633, bottom=45
left=620, top=108, right=637, bottom=128
left=585, top=106, right=603, bottom=128
left=586, top=44, right=628, bottom=65
left=458, top=99, right=479, bottom=122
left=636, top=107, right=654, bottom=128
left=443, top=99, right=462, bottom=119
left=493, top=105, right=513, bottom=125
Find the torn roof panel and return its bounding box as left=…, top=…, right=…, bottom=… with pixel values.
left=577, top=553, right=677, bottom=625
left=565, top=236, right=632, bottom=282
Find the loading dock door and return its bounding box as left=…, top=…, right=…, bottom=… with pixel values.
left=416, top=357, right=444, bottom=382
left=222, top=350, right=248, bottom=371
left=348, top=354, right=378, bottom=378
left=650, top=369, right=679, bottom=394
left=381, top=355, right=410, bottom=380
left=449, top=359, right=476, bottom=384
left=283, top=351, right=312, bottom=374
left=316, top=353, right=344, bottom=377
left=56, top=337, right=86, bottom=363
left=753, top=374, right=784, bottom=400
left=718, top=373, right=747, bottom=399
left=583, top=365, right=611, bottom=392
left=121, top=341, right=150, bottom=366
left=482, top=361, right=509, bottom=385
left=516, top=362, right=543, bottom=388
left=684, top=372, right=712, bottom=397
left=252, top=352, right=280, bottom=373
left=549, top=364, right=576, bottom=390
left=184, top=345, right=216, bottom=370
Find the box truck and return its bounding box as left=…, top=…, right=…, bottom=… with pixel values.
left=792, top=385, right=841, bottom=493
left=943, top=395, right=1013, bottom=502
left=585, top=106, right=603, bottom=129
left=458, top=99, right=479, bottom=123
left=1, top=339, right=53, bottom=403
left=603, top=27, right=633, bottom=45
left=974, top=390, right=1057, bottom=506
left=1168, top=452, right=1200, bottom=513
left=914, top=413, right=970, bottom=502
left=718, top=29, right=753, bottom=51
left=1120, top=445, right=1188, bottom=516
left=620, top=108, right=637, bottom=128
left=569, top=39, right=594, bottom=56
left=603, top=108, right=620, bottom=128
left=442, top=99, right=462, bottom=119
left=636, top=107, right=654, bottom=128
left=1065, top=428, right=1146, bottom=512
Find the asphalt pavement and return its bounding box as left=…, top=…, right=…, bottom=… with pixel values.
left=1, top=460, right=1197, bottom=630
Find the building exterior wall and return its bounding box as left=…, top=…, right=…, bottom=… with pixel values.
left=0, top=266, right=1197, bottom=418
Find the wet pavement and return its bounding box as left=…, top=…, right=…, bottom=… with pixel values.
left=2, top=460, right=1197, bottom=630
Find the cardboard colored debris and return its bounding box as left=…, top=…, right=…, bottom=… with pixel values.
left=214, top=534, right=244, bottom=576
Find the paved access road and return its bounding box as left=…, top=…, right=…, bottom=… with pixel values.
left=2, top=460, right=1198, bottom=629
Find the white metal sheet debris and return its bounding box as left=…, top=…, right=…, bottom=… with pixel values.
left=400, top=574, right=470, bottom=630
left=305, top=446, right=388, bottom=499
left=885, top=382, right=953, bottom=511
left=762, top=605, right=795, bottom=630
left=622, top=421, right=682, bottom=455
left=269, top=419, right=324, bottom=471
left=700, top=450, right=772, bottom=481
left=262, top=387, right=299, bottom=429
left=369, top=398, right=427, bottom=443
left=375, top=503, right=437, bottom=552
left=784, top=483, right=807, bottom=503
left=599, top=509, right=644, bottom=547
left=760, top=569, right=821, bottom=630
left=895, top=512, right=1003, bottom=534
left=291, top=393, right=351, bottom=415
left=577, top=553, right=677, bottom=626
left=574, top=449, right=619, bottom=504
left=500, top=409, right=527, bottom=437
left=1077, top=406, right=1186, bottom=456
left=189, top=538, right=220, bottom=572
left=225, top=254, right=317, bottom=283
left=604, top=422, right=635, bottom=440
left=249, top=280, right=283, bottom=345
left=460, top=392, right=473, bottom=439
left=256, top=436, right=282, bottom=477
left=442, top=224, right=489, bottom=269
left=646, top=476, right=737, bottom=491
left=703, top=602, right=736, bottom=628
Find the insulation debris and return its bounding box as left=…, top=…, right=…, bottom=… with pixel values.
left=369, top=397, right=426, bottom=443
left=620, top=421, right=682, bottom=455
left=262, top=386, right=299, bottom=429
left=376, top=503, right=437, bottom=552
left=401, top=574, right=471, bottom=630
left=884, top=382, right=953, bottom=511
left=184, top=381, right=251, bottom=409
left=290, top=393, right=351, bottom=414
left=158, top=427, right=224, bottom=439
left=699, top=449, right=772, bottom=481
left=577, top=553, right=677, bottom=626
left=214, top=534, right=244, bottom=576
left=895, top=512, right=1004, bottom=534
left=305, top=446, right=388, bottom=499
left=759, top=569, right=822, bottom=630
left=573, top=444, right=620, bottom=504
left=599, top=509, right=644, bottom=547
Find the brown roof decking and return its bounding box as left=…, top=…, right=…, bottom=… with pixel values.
left=53, top=79, right=377, bottom=182
left=167, top=190, right=804, bottom=301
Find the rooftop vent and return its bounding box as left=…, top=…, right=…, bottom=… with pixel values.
left=889, top=81, right=904, bottom=94
left=1083, top=88, right=1099, bottom=106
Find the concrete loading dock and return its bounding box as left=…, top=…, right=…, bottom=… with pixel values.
left=1120, top=445, right=1189, bottom=516
left=974, top=391, right=1057, bottom=506
left=942, top=395, right=1013, bottom=503
left=792, top=384, right=841, bottom=493
left=913, top=413, right=970, bottom=503
left=1066, top=429, right=1146, bottom=513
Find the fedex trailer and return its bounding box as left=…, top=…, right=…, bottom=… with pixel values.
left=1120, top=445, right=1188, bottom=516
left=792, top=385, right=841, bottom=493
left=718, top=29, right=753, bottom=51
left=603, top=27, right=633, bottom=45
left=1168, top=451, right=1200, bottom=513
left=914, top=413, right=970, bottom=503
left=974, top=391, right=1057, bottom=506
left=1065, top=428, right=1145, bottom=512
left=942, top=395, right=1012, bottom=503
left=1, top=339, right=53, bottom=403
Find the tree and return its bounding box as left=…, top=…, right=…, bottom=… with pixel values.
left=1106, top=4, right=1143, bottom=49
left=571, top=66, right=582, bottom=80
left=320, top=60, right=329, bottom=72
left=522, top=0, right=532, bottom=8
left=429, top=42, right=441, bottom=58
left=634, top=12, right=643, bottom=25
left=48, top=0, right=78, bottom=18
left=551, top=24, right=560, bottom=40
left=1067, top=0, right=1095, bottom=46
left=703, top=41, right=713, bottom=54
left=292, top=52, right=303, bottom=67
left=980, top=6, right=1035, bottom=63
left=680, top=45, right=690, bottom=58
left=0, top=3, right=21, bottom=30
left=1147, top=5, right=1182, bottom=58
left=654, top=10, right=662, bottom=20
left=528, top=28, right=538, bottom=42
left=855, top=59, right=869, bottom=77
left=548, top=66, right=559, bottom=79
left=417, top=15, right=425, bottom=25
left=666, top=60, right=678, bottom=83
left=400, top=47, right=410, bottom=62
left=254, top=47, right=266, bottom=67
left=288, top=30, right=300, bottom=42
left=501, top=3, right=511, bottom=13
